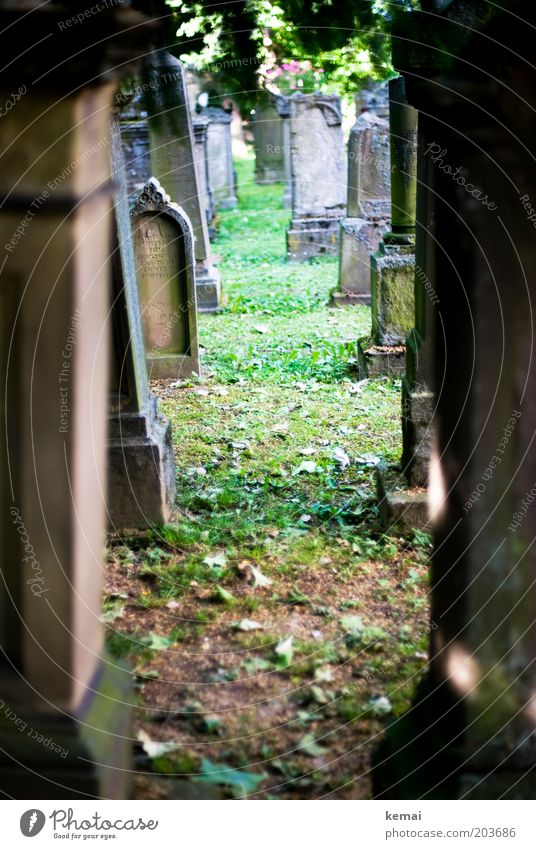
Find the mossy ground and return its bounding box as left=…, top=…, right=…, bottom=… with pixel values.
left=106, top=154, right=430, bottom=800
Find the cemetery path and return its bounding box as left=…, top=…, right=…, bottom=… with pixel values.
left=106, top=156, right=429, bottom=800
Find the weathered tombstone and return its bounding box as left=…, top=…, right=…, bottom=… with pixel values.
left=131, top=177, right=200, bottom=379
left=253, top=97, right=286, bottom=184
left=192, top=114, right=216, bottom=238
left=143, top=51, right=221, bottom=312
left=275, top=95, right=292, bottom=208
left=286, top=93, right=346, bottom=260
left=0, top=0, right=150, bottom=798
left=108, top=116, right=175, bottom=530
left=118, top=92, right=151, bottom=207
left=202, top=106, right=238, bottom=209
left=375, top=120, right=434, bottom=532
left=375, top=0, right=536, bottom=800
left=332, top=95, right=391, bottom=306
left=358, top=76, right=417, bottom=377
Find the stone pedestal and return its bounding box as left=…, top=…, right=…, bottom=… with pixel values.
left=374, top=1, right=536, bottom=799
left=203, top=107, right=237, bottom=209
left=108, top=117, right=175, bottom=530
left=358, top=76, right=417, bottom=377
left=286, top=93, right=346, bottom=260
left=0, top=0, right=151, bottom=798
left=144, top=52, right=221, bottom=312
left=253, top=97, right=286, bottom=183
left=131, top=178, right=200, bottom=379
left=193, top=114, right=216, bottom=239
left=333, top=98, right=391, bottom=306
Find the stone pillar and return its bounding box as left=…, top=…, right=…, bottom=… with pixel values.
left=0, top=0, right=150, bottom=798
left=108, top=117, right=175, bottom=530
left=143, top=51, right=221, bottom=312
left=253, top=97, right=286, bottom=184
left=192, top=114, right=216, bottom=238
left=131, top=178, right=200, bottom=379
left=286, top=93, right=346, bottom=260
left=276, top=95, right=292, bottom=208
left=358, top=76, right=417, bottom=377
left=375, top=1, right=536, bottom=799
left=332, top=96, right=391, bottom=306
left=203, top=107, right=237, bottom=210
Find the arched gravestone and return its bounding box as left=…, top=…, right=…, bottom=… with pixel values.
left=131, top=178, right=200, bottom=379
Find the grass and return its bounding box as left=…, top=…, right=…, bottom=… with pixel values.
left=106, top=153, right=430, bottom=800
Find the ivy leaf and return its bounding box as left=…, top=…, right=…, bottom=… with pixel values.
left=193, top=758, right=266, bottom=797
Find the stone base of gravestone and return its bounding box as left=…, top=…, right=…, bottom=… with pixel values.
left=356, top=336, right=406, bottom=380
left=376, top=468, right=429, bottom=533
left=401, top=379, right=434, bottom=488
left=332, top=217, right=390, bottom=306
left=196, top=262, right=222, bottom=313
left=108, top=396, right=175, bottom=529
left=286, top=217, right=341, bottom=260
left=0, top=659, right=132, bottom=799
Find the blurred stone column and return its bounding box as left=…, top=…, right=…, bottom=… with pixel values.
left=0, top=0, right=151, bottom=798
left=144, top=51, right=221, bottom=312
left=375, top=1, right=536, bottom=799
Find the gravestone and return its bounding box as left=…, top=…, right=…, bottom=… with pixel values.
left=131, top=177, right=200, bottom=379
left=203, top=106, right=237, bottom=209
left=193, top=114, right=216, bottom=238
left=375, top=0, right=536, bottom=800
left=253, top=97, right=286, bottom=184
left=118, top=92, right=151, bottom=207
left=108, top=116, right=175, bottom=530
left=143, top=51, right=221, bottom=311
left=358, top=76, right=417, bottom=378
left=333, top=95, right=391, bottom=306
left=286, top=93, right=346, bottom=260
left=0, top=0, right=151, bottom=798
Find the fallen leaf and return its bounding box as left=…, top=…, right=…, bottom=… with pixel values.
left=203, top=551, right=227, bottom=568
left=299, top=733, right=327, bottom=757
left=214, top=585, right=235, bottom=604
left=333, top=447, right=350, bottom=469
left=250, top=564, right=273, bottom=588
left=293, top=460, right=318, bottom=475
left=370, top=696, right=392, bottom=717
left=137, top=731, right=181, bottom=759
left=233, top=619, right=264, bottom=631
